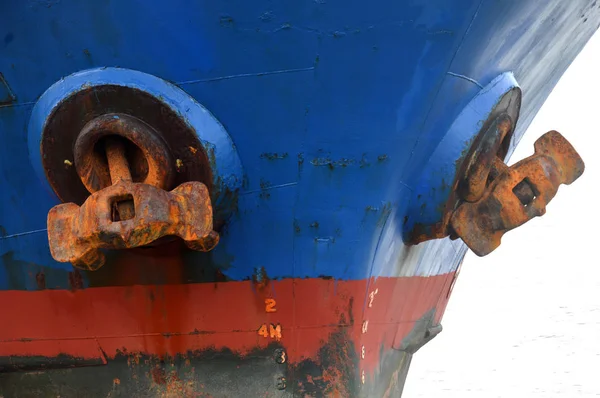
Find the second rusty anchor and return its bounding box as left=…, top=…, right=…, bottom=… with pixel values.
left=450, top=130, right=584, bottom=256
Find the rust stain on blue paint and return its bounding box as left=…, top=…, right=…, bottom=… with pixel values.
left=310, top=157, right=355, bottom=168
left=0, top=73, right=16, bottom=105
left=219, top=15, right=234, bottom=27
left=260, top=152, right=288, bottom=160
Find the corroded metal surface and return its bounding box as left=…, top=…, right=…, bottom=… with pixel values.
left=0, top=274, right=452, bottom=397
left=406, top=92, right=583, bottom=258
left=47, top=110, right=219, bottom=270
left=104, top=137, right=136, bottom=220
left=47, top=180, right=218, bottom=270
left=451, top=131, right=584, bottom=256
left=457, top=114, right=513, bottom=202
left=38, top=85, right=213, bottom=207
left=75, top=113, right=174, bottom=193
left=404, top=78, right=522, bottom=246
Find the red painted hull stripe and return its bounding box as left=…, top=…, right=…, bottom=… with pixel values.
left=0, top=273, right=456, bottom=371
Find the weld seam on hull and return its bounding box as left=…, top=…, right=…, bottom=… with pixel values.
left=177, top=67, right=315, bottom=86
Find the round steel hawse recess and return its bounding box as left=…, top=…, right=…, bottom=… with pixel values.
left=27, top=67, right=243, bottom=226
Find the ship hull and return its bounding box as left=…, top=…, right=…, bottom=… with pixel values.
left=0, top=0, right=598, bottom=396
left=0, top=274, right=455, bottom=396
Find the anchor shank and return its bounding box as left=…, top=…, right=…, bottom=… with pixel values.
left=105, top=138, right=135, bottom=220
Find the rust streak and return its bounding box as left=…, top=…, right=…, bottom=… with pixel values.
left=35, top=272, right=46, bottom=290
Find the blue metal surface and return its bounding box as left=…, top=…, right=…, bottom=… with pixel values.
left=1, top=0, right=598, bottom=289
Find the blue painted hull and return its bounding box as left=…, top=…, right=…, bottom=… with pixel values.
left=0, top=1, right=597, bottom=396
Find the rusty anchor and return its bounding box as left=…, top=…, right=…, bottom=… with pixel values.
left=450, top=130, right=584, bottom=256
left=47, top=114, right=219, bottom=271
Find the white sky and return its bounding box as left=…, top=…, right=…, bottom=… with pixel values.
left=404, top=32, right=600, bottom=397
